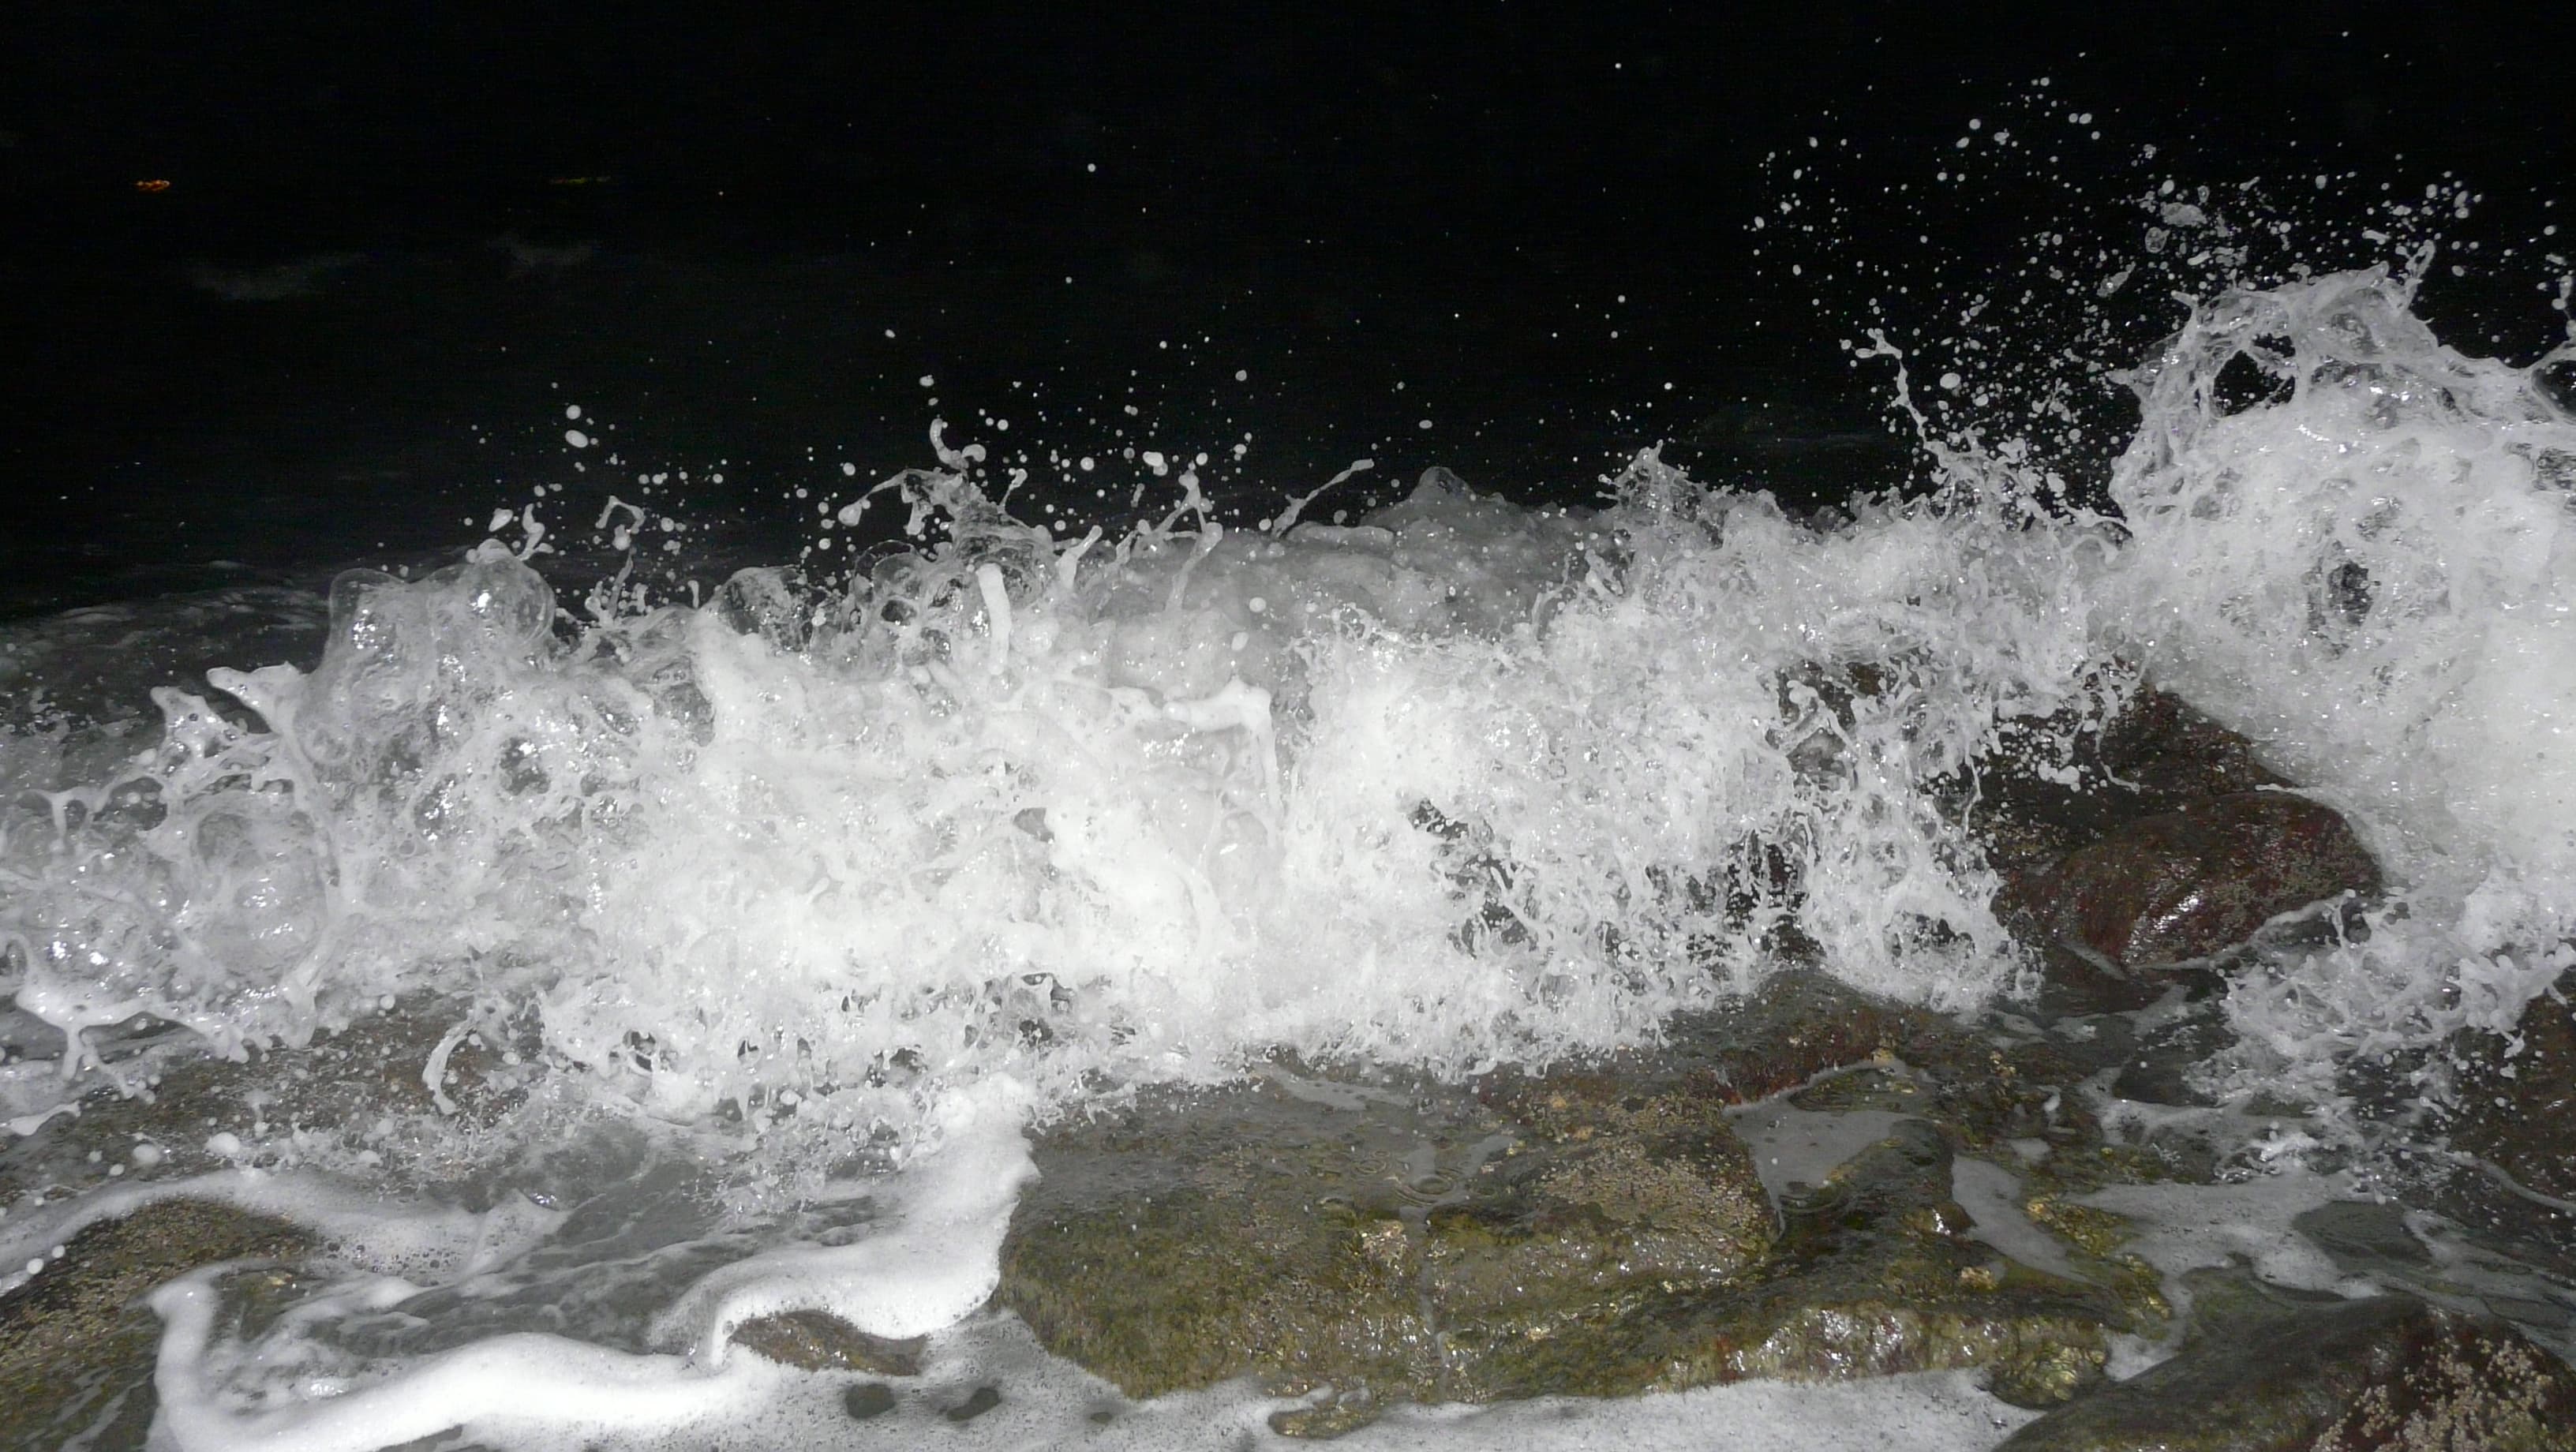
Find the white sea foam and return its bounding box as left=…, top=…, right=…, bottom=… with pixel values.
left=2, top=428, right=2110, bottom=1179
left=0, top=1166, right=562, bottom=1302
left=152, top=1285, right=2039, bottom=1452
left=137, top=1082, right=1028, bottom=1452
left=2100, top=265, right=2576, bottom=1084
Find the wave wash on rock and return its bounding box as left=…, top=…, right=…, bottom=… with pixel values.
left=2101, top=266, right=2576, bottom=1089
left=0, top=428, right=2111, bottom=1172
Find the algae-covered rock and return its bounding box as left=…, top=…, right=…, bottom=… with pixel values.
left=732, top=1308, right=927, bottom=1374
left=1000, top=977, right=2162, bottom=1431
left=998, top=1055, right=1778, bottom=1414
left=1417, top=1068, right=1781, bottom=1392
left=2001, top=1267, right=2576, bottom=1451
left=0, top=1198, right=308, bottom=1452
left=1607, top=1119, right=2159, bottom=1411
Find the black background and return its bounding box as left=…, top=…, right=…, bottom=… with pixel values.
left=3, top=3, right=2570, bottom=615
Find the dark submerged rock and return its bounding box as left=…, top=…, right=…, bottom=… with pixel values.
left=2447, top=971, right=2576, bottom=1203
left=2000, top=1268, right=2576, bottom=1452
left=841, top=1380, right=899, bottom=1420
left=2292, top=1200, right=2435, bottom=1276
left=0, top=996, right=537, bottom=1214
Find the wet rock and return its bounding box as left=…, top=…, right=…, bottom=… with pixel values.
left=1973, top=689, right=2287, bottom=893
left=2016, top=792, right=2379, bottom=973
left=999, top=1053, right=1779, bottom=1416
left=1000, top=975, right=2160, bottom=1428
left=1679, top=971, right=2111, bottom=1169
left=0, top=1199, right=308, bottom=1452
left=842, top=1381, right=898, bottom=1420
left=0, top=997, right=538, bottom=1214
left=2000, top=1268, right=2576, bottom=1451
left=1971, top=688, right=2378, bottom=1011
left=1564, top=1118, right=2159, bottom=1410
left=732, top=1308, right=926, bottom=1374
left=998, top=1089, right=1444, bottom=1405
left=2448, top=971, right=2576, bottom=1203
left=2105, top=1009, right=2237, bottom=1108
left=2407, top=975, right=2576, bottom=1293
left=1659, top=969, right=1923, bottom=1105
left=2293, top=1200, right=2434, bottom=1277
left=2388, top=1146, right=2576, bottom=1292
left=2091, top=690, right=2286, bottom=803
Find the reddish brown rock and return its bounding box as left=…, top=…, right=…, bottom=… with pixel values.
left=2091, top=689, right=2286, bottom=802
left=1970, top=688, right=2357, bottom=1008
left=2448, top=972, right=2576, bottom=1203
left=1972, top=688, right=2290, bottom=892
left=2017, top=792, right=2379, bottom=971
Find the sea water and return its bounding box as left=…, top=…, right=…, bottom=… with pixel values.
left=6, top=210, right=2576, bottom=1450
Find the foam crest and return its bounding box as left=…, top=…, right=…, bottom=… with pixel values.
left=2101, top=265, right=2576, bottom=1067
left=6, top=442, right=2111, bottom=1169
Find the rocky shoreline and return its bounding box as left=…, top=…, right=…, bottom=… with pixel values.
left=6, top=685, right=2576, bottom=1449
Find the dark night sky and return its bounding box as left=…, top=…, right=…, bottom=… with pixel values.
left=13, top=6, right=2564, bottom=258
left=2, top=4, right=2570, bottom=613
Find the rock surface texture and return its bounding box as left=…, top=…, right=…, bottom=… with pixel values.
left=1976, top=688, right=2381, bottom=1008
left=999, top=975, right=2167, bottom=1434
left=2000, top=1270, right=2576, bottom=1452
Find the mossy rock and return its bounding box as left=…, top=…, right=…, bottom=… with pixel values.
left=732, top=1308, right=927, bottom=1375
left=1001, top=1005, right=2158, bottom=1431
left=2001, top=1267, right=2576, bottom=1451
left=1001, top=1053, right=1777, bottom=1414
left=0, top=1198, right=308, bottom=1452
left=1563, top=1119, right=2159, bottom=1410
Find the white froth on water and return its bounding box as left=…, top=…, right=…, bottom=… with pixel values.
left=2076, top=1169, right=2364, bottom=1308
left=152, top=1292, right=2037, bottom=1452
left=2, top=427, right=2108, bottom=1175
left=135, top=1083, right=1029, bottom=1452
left=150, top=1271, right=791, bottom=1452
left=649, top=1078, right=1033, bottom=1360
left=0, top=1166, right=562, bottom=1302
left=1318, top=1372, right=2038, bottom=1450
left=2102, top=264, right=2576, bottom=1084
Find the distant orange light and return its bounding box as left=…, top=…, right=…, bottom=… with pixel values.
left=548, top=175, right=611, bottom=187
left=133, top=178, right=172, bottom=193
